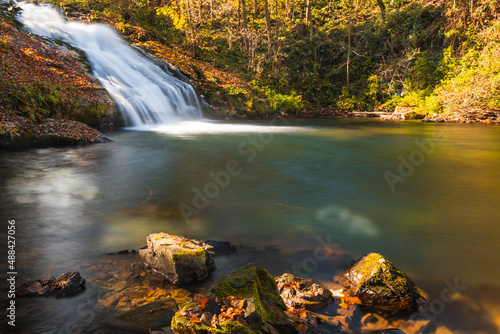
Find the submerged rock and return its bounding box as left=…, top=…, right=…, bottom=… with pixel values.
left=139, top=233, right=215, bottom=285
left=111, top=298, right=178, bottom=332
left=16, top=272, right=85, bottom=297
left=204, top=240, right=238, bottom=256
left=275, top=273, right=333, bottom=311
left=343, top=253, right=425, bottom=314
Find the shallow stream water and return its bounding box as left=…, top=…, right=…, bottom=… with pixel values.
left=1, top=118, right=500, bottom=333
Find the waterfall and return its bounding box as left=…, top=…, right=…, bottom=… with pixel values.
left=17, top=3, right=202, bottom=127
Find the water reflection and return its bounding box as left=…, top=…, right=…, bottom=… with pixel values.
left=1, top=120, right=500, bottom=332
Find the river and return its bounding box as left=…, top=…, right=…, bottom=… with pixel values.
left=1, top=118, right=500, bottom=333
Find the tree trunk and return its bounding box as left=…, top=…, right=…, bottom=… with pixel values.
left=347, top=17, right=351, bottom=87
left=377, top=0, right=385, bottom=20
left=241, top=0, right=248, bottom=30
left=238, top=0, right=241, bottom=29
left=241, top=0, right=249, bottom=49
left=227, top=0, right=233, bottom=49
left=305, top=0, right=309, bottom=22
left=307, top=0, right=312, bottom=40
left=184, top=0, right=196, bottom=56
left=275, top=0, right=280, bottom=42
left=254, top=0, right=259, bottom=16
left=264, top=0, right=272, bottom=54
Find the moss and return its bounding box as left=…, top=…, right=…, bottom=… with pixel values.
left=172, top=302, right=254, bottom=334
left=346, top=253, right=420, bottom=313
left=352, top=253, right=415, bottom=297
left=172, top=248, right=205, bottom=262
left=217, top=321, right=254, bottom=333
left=210, top=264, right=289, bottom=329
left=0, top=130, right=35, bottom=148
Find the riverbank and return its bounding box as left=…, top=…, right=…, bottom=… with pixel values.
left=0, top=109, right=110, bottom=148
left=422, top=110, right=500, bottom=124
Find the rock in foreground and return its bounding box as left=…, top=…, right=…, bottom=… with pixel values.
left=276, top=273, right=333, bottom=311
left=343, top=253, right=425, bottom=314
left=139, top=233, right=215, bottom=285
left=111, top=298, right=178, bottom=332
left=210, top=264, right=298, bottom=333
left=16, top=272, right=85, bottom=297
left=172, top=264, right=300, bottom=333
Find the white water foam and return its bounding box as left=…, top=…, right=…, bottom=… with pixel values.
left=148, top=120, right=310, bottom=136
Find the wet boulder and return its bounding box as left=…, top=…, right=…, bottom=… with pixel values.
left=209, top=264, right=298, bottom=333
left=111, top=298, right=178, bottom=332
left=16, top=272, right=85, bottom=297
left=139, top=233, right=215, bottom=285
left=275, top=273, right=333, bottom=311
left=52, top=272, right=86, bottom=296
left=171, top=298, right=255, bottom=334
left=343, top=253, right=425, bottom=314
left=16, top=278, right=54, bottom=297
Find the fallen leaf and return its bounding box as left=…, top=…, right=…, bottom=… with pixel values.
left=190, top=316, right=201, bottom=323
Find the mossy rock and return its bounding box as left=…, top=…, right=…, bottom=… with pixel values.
left=0, top=131, right=36, bottom=148
left=171, top=302, right=254, bottom=334
left=139, top=233, right=215, bottom=285
left=50, top=95, right=122, bottom=130
left=344, top=253, right=425, bottom=314
left=210, top=264, right=297, bottom=333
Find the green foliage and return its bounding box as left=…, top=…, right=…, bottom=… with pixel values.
left=379, top=95, right=402, bottom=112
left=406, top=50, right=441, bottom=91
left=266, top=89, right=304, bottom=114
left=225, top=86, right=248, bottom=96
left=57, top=0, right=500, bottom=116
left=0, top=79, right=72, bottom=122
left=0, top=40, right=8, bottom=52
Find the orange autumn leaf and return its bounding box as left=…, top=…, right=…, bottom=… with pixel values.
left=297, top=324, right=308, bottom=331
left=338, top=300, right=349, bottom=309
left=190, top=316, right=201, bottom=323
left=344, top=296, right=362, bottom=304
left=199, top=297, right=208, bottom=309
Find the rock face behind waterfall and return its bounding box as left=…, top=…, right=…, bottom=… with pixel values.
left=343, top=253, right=425, bottom=314
left=139, top=233, right=215, bottom=285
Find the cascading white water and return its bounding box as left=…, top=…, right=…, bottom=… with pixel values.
left=17, top=2, right=202, bottom=127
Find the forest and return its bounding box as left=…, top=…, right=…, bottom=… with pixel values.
left=2, top=2, right=500, bottom=333
left=51, top=0, right=500, bottom=118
